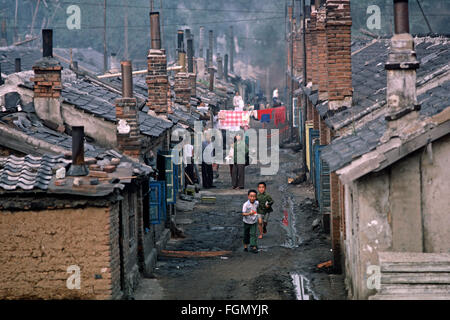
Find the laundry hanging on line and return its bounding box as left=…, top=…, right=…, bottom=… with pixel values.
left=218, top=110, right=251, bottom=129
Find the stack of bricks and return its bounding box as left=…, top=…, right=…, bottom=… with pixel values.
left=317, top=6, right=328, bottom=101
left=146, top=49, right=168, bottom=113
left=31, top=58, right=62, bottom=99
left=174, top=72, right=191, bottom=108
left=326, top=0, right=352, bottom=109
left=116, top=97, right=141, bottom=159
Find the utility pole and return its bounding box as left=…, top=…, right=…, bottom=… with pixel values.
left=103, top=0, right=107, bottom=73
left=291, top=0, right=295, bottom=141
left=301, top=0, right=307, bottom=169
left=416, top=0, right=433, bottom=34
left=123, top=0, right=129, bottom=60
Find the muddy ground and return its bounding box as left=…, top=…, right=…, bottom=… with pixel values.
left=135, top=136, right=347, bottom=300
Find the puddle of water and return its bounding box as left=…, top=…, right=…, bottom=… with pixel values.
left=290, top=273, right=317, bottom=300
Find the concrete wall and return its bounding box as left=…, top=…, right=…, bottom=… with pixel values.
left=0, top=206, right=117, bottom=300
left=61, top=103, right=117, bottom=148
left=344, top=133, right=450, bottom=299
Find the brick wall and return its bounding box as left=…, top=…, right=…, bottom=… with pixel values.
left=146, top=49, right=168, bottom=113
left=325, top=0, right=352, bottom=110
left=313, top=108, right=320, bottom=131
left=0, top=206, right=119, bottom=299
left=188, top=73, right=197, bottom=98
left=305, top=20, right=313, bottom=84
left=116, top=97, right=141, bottom=159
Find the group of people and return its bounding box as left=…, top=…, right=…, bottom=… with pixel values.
left=241, top=182, right=274, bottom=253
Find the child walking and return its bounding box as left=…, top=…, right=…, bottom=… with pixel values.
left=257, top=182, right=274, bottom=239
left=242, top=189, right=259, bottom=253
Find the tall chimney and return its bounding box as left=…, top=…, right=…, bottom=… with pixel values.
left=385, top=0, right=420, bottom=125
left=15, top=58, right=21, bottom=73
left=67, top=126, right=89, bottom=176
left=147, top=12, right=169, bottom=114
left=185, top=29, right=191, bottom=41
left=199, top=26, right=205, bottom=58
left=116, top=61, right=141, bottom=159
left=0, top=20, right=7, bottom=46
left=325, top=0, right=352, bottom=111
left=229, top=26, right=234, bottom=73
left=150, top=12, right=161, bottom=49
left=206, top=49, right=210, bottom=69
left=224, top=54, right=229, bottom=82
left=42, top=29, right=53, bottom=58
left=32, top=29, right=63, bottom=127
left=187, top=38, right=194, bottom=73
left=177, top=30, right=184, bottom=52
left=208, top=30, right=214, bottom=67
left=208, top=67, right=215, bottom=92
left=217, top=53, right=223, bottom=79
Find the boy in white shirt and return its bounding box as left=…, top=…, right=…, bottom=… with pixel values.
left=242, top=189, right=259, bottom=253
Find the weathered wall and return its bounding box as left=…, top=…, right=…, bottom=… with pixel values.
left=61, top=103, right=117, bottom=148
left=353, top=171, right=392, bottom=300
left=0, top=206, right=117, bottom=300
left=421, top=133, right=450, bottom=253
left=345, top=133, right=450, bottom=299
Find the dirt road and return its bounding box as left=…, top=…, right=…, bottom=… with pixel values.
left=135, top=137, right=346, bottom=300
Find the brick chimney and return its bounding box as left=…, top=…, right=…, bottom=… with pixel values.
left=209, top=67, right=215, bottom=92
left=199, top=26, right=205, bottom=59
left=384, top=0, right=420, bottom=129
left=14, top=58, right=21, bottom=73
left=316, top=4, right=328, bottom=101
left=116, top=61, right=141, bottom=159
left=31, top=29, right=64, bottom=129
left=146, top=12, right=169, bottom=114
left=325, top=0, right=352, bottom=111
left=174, top=72, right=191, bottom=108
left=310, top=8, right=319, bottom=90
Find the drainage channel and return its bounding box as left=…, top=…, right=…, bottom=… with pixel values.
left=278, top=183, right=301, bottom=249
left=290, top=273, right=319, bottom=300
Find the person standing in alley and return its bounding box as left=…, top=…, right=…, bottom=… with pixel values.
left=272, top=87, right=279, bottom=106
left=232, top=133, right=248, bottom=189
left=183, top=139, right=195, bottom=185
left=242, top=189, right=259, bottom=253
left=201, top=133, right=215, bottom=189
left=256, top=182, right=274, bottom=239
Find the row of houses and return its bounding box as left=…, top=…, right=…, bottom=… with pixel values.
left=289, top=0, right=450, bottom=299
left=0, top=12, right=240, bottom=299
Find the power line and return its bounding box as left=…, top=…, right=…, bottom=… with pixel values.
left=57, top=1, right=285, bottom=13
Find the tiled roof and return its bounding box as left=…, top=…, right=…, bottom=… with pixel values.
left=321, top=79, right=450, bottom=172
left=0, top=154, right=66, bottom=191
left=0, top=46, right=42, bottom=75
left=315, top=37, right=450, bottom=130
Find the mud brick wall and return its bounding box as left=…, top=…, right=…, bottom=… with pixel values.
left=116, top=97, right=141, bottom=159
left=0, top=205, right=121, bottom=300
left=326, top=0, right=352, bottom=108
left=146, top=49, right=168, bottom=113
left=174, top=72, right=191, bottom=107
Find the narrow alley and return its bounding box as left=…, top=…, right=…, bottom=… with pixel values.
left=135, top=121, right=346, bottom=300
